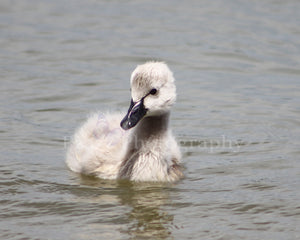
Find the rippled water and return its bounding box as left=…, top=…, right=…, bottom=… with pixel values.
left=1, top=0, right=300, bottom=239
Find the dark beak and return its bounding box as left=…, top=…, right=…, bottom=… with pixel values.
left=120, top=99, right=147, bottom=130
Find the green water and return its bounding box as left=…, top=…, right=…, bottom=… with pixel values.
left=1, top=0, right=299, bottom=239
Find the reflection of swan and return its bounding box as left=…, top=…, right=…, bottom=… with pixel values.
left=119, top=182, right=174, bottom=239
left=66, top=62, right=183, bottom=182
left=70, top=176, right=175, bottom=239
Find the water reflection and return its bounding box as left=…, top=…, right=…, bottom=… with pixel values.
left=118, top=181, right=174, bottom=239
left=79, top=175, right=174, bottom=239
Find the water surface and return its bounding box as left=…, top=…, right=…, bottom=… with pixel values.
left=1, top=0, right=300, bottom=239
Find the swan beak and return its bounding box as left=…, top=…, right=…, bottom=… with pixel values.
left=121, top=99, right=147, bottom=130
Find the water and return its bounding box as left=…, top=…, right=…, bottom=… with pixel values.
left=1, top=0, right=299, bottom=239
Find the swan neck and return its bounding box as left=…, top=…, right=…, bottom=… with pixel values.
left=135, top=112, right=170, bottom=139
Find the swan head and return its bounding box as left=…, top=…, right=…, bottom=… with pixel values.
left=121, top=62, right=176, bottom=130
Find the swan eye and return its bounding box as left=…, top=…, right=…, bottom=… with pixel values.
left=149, top=88, right=157, bottom=95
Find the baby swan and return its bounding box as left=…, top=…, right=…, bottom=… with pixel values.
left=66, top=62, right=182, bottom=182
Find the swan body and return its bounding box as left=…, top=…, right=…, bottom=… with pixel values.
left=66, top=62, right=182, bottom=182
